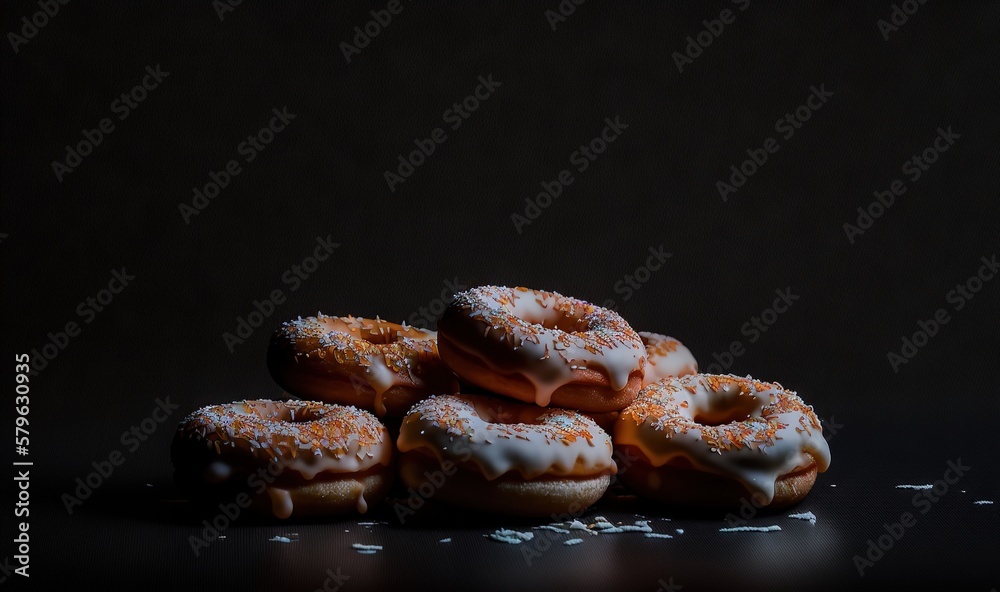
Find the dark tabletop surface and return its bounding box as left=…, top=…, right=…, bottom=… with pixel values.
left=2, top=1, right=999, bottom=590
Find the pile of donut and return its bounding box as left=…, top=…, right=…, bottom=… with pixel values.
left=171, top=286, right=831, bottom=519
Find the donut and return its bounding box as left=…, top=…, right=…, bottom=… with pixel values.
left=396, top=394, right=616, bottom=516
left=584, top=333, right=697, bottom=431
left=639, top=332, right=698, bottom=385
left=614, top=374, right=831, bottom=509
left=437, top=286, right=646, bottom=412
left=267, top=314, right=459, bottom=417
left=171, top=400, right=393, bottom=518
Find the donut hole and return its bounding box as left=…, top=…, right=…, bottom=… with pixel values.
left=357, top=326, right=402, bottom=345
left=243, top=401, right=321, bottom=423
left=471, top=398, right=542, bottom=425
left=275, top=406, right=322, bottom=423
left=692, top=397, right=762, bottom=426
left=514, top=306, right=591, bottom=333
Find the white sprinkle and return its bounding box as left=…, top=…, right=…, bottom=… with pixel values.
left=719, top=525, right=781, bottom=533
left=830, top=484, right=836, bottom=487
left=645, top=532, right=674, bottom=539
left=563, top=538, right=583, bottom=546
left=594, top=521, right=616, bottom=530
left=487, top=529, right=534, bottom=544
left=439, top=538, right=452, bottom=543
left=145, top=483, right=153, bottom=488
left=356, top=549, right=377, bottom=555
left=269, top=536, right=292, bottom=543
left=895, top=484, right=932, bottom=490
left=675, top=529, right=684, bottom=534
left=533, top=525, right=571, bottom=534
left=352, top=543, right=382, bottom=552
left=617, top=520, right=653, bottom=533
left=788, top=511, right=817, bottom=525
left=973, top=500, right=994, bottom=505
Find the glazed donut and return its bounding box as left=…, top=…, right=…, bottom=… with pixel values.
left=267, top=314, right=458, bottom=417
left=171, top=400, right=393, bottom=518
left=437, top=286, right=646, bottom=413
left=585, top=333, right=697, bottom=431
left=397, top=394, right=616, bottom=516
left=639, top=332, right=698, bottom=385
left=614, top=374, right=831, bottom=509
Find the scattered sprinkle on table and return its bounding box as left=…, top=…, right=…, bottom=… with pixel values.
left=564, top=538, right=583, bottom=546
left=487, top=529, right=534, bottom=544
left=439, top=538, right=452, bottom=543
left=719, top=525, right=781, bottom=533
left=788, top=511, right=817, bottom=525
left=895, top=484, right=932, bottom=490
left=973, top=500, right=994, bottom=505
left=675, top=529, right=684, bottom=534
left=352, top=543, right=382, bottom=554
left=645, top=533, right=673, bottom=539
left=268, top=536, right=292, bottom=543
left=533, top=525, right=571, bottom=534
left=617, top=521, right=653, bottom=533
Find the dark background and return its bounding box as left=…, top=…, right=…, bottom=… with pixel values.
left=2, top=1, right=998, bottom=590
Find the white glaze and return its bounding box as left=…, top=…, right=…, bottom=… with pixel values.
left=268, top=486, right=294, bottom=519
left=615, top=374, right=831, bottom=503
left=397, top=394, right=616, bottom=480
left=443, top=286, right=645, bottom=406
left=638, top=332, right=698, bottom=385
